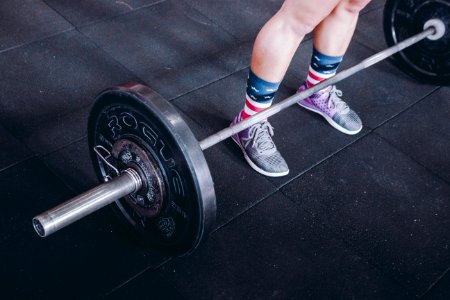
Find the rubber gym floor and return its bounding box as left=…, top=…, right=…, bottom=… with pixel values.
left=1, top=0, right=449, bottom=299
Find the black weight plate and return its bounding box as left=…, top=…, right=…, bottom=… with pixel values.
left=383, top=0, right=450, bottom=85
left=88, top=83, right=216, bottom=256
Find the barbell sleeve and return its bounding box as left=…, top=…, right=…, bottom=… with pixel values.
left=199, top=25, right=437, bottom=151
left=32, top=168, right=142, bottom=237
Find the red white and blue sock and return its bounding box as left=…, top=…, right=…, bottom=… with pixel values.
left=306, top=48, right=343, bottom=88
left=241, top=69, right=280, bottom=120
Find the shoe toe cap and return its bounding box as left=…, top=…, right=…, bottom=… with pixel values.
left=333, top=110, right=362, bottom=132
left=256, top=152, right=289, bottom=173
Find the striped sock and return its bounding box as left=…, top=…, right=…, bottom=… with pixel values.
left=241, top=69, right=280, bottom=120
left=306, top=48, right=343, bottom=88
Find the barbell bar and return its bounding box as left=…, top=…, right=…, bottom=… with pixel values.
left=199, top=19, right=444, bottom=150
left=32, top=12, right=448, bottom=256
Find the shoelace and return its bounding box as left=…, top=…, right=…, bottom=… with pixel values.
left=321, top=86, right=350, bottom=114
left=242, top=122, right=277, bottom=155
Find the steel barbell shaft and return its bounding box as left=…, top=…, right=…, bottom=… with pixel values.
left=32, top=168, right=142, bottom=237
left=31, top=22, right=439, bottom=238
left=199, top=26, right=436, bottom=150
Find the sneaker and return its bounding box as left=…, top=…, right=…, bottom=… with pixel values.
left=231, top=112, right=289, bottom=177
left=297, top=83, right=362, bottom=135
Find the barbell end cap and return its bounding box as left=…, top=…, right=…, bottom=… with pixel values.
left=32, top=217, right=47, bottom=237
left=424, top=19, right=446, bottom=41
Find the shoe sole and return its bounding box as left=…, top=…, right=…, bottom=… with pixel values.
left=231, top=134, right=289, bottom=177
left=298, top=101, right=362, bottom=135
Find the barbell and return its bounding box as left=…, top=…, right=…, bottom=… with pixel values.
left=32, top=0, right=449, bottom=256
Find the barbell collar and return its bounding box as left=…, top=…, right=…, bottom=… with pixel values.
left=32, top=168, right=142, bottom=237
left=199, top=25, right=436, bottom=151
left=423, top=19, right=446, bottom=41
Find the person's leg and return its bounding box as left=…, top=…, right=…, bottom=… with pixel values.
left=298, top=0, right=371, bottom=135
left=250, top=0, right=342, bottom=83
left=307, top=0, right=372, bottom=85
left=242, top=0, right=341, bottom=119
left=314, top=0, right=372, bottom=56
left=232, top=0, right=341, bottom=177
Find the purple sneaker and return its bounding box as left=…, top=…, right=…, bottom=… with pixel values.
left=297, top=83, right=362, bottom=135
left=231, top=112, right=289, bottom=177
